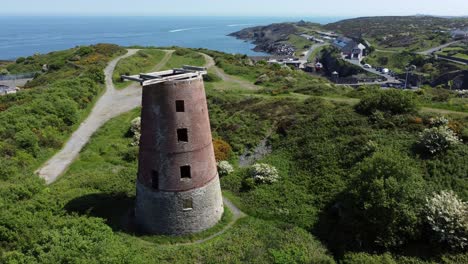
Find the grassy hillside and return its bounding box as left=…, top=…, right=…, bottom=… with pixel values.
left=112, top=49, right=167, bottom=89
left=324, top=16, right=468, bottom=50
left=0, top=44, right=125, bottom=177
left=1, top=46, right=468, bottom=263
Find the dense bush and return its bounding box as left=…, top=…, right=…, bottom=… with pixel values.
left=336, top=149, right=425, bottom=249
left=355, top=89, right=417, bottom=115
left=130, top=117, right=141, bottom=146
left=203, top=72, right=222, bottom=82
left=418, top=126, right=461, bottom=155
left=425, top=190, right=468, bottom=250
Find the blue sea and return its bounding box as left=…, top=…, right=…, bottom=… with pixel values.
left=0, top=16, right=345, bottom=60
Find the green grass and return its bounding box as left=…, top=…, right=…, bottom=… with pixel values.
left=286, top=34, right=312, bottom=57
left=112, top=49, right=167, bottom=89
left=363, top=51, right=414, bottom=73
left=162, top=48, right=206, bottom=70
left=307, top=44, right=326, bottom=61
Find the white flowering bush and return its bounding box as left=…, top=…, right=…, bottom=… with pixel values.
left=130, top=117, right=141, bottom=146
left=250, top=163, right=279, bottom=184
left=217, top=161, right=234, bottom=177
left=425, top=190, right=468, bottom=250
left=418, top=126, right=461, bottom=154
left=430, top=116, right=449, bottom=128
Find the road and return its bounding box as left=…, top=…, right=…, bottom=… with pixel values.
left=304, top=43, right=328, bottom=61
left=0, top=78, right=32, bottom=88
left=344, top=58, right=401, bottom=84
left=36, top=49, right=167, bottom=184
left=417, top=40, right=460, bottom=55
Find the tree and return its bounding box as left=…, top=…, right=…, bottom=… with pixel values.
left=346, top=149, right=425, bottom=249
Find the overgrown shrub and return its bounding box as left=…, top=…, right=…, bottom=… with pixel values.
left=250, top=163, right=279, bottom=184
left=203, top=72, right=221, bottom=82
left=425, top=190, right=468, bottom=250
left=217, top=161, right=234, bottom=177
left=355, top=89, right=417, bottom=115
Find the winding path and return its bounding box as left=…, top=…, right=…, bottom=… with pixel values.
left=36, top=49, right=173, bottom=184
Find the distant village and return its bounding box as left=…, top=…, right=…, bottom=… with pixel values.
left=248, top=26, right=468, bottom=89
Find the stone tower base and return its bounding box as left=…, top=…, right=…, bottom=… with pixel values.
left=135, top=176, right=224, bottom=235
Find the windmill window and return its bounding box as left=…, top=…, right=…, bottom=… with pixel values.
left=151, top=170, right=159, bottom=189
left=177, top=128, right=188, bottom=142
left=176, top=100, right=185, bottom=112
left=180, top=165, right=191, bottom=179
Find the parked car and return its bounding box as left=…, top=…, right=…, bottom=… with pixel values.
left=363, top=64, right=372, bottom=69
left=382, top=68, right=390, bottom=74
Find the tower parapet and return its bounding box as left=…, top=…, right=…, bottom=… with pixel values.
left=122, top=66, right=224, bottom=235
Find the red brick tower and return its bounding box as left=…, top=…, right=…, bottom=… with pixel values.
left=123, top=67, right=223, bottom=235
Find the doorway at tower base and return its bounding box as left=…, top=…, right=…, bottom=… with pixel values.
left=135, top=176, right=224, bottom=235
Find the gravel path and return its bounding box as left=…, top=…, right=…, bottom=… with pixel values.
left=36, top=49, right=174, bottom=184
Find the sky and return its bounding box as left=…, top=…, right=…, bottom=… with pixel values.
left=1, top=0, right=467, bottom=17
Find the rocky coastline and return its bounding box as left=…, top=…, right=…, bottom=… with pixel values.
left=228, top=23, right=298, bottom=56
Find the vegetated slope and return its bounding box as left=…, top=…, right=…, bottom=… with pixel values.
left=112, top=49, right=167, bottom=89
left=15, top=108, right=333, bottom=263
left=0, top=44, right=125, bottom=180
left=324, top=16, right=468, bottom=49
left=1, top=46, right=468, bottom=263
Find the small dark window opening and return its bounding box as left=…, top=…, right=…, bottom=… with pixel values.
left=180, top=165, right=191, bottom=179
left=177, top=128, right=188, bottom=142
left=183, top=198, right=193, bottom=210
left=176, top=100, right=185, bottom=112
left=152, top=170, right=159, bottom=189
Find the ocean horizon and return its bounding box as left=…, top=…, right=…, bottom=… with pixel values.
left=0, top=16, right=346, bottom=60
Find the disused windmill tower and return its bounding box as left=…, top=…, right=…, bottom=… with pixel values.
left=122, top=66, right=224, bottom=235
